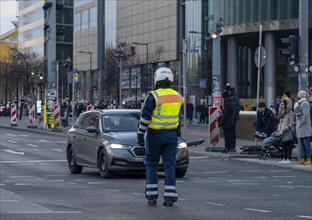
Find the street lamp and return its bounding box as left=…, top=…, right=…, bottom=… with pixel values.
left=114, top=47, right=124, bottom=108
left=78, top=50, right=93, bottom=104
left=132, top=42, right=150, bottom=90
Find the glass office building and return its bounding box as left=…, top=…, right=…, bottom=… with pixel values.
left=209, top=0, right=311, bottom=106
left=18, top=0, right=73, bottom=100
left=71, top=0, right=311, bottom=107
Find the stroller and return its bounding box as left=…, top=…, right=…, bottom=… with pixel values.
left=257, top=134, right=284, bottom=160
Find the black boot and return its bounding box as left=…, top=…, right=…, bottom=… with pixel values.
left=147, top=199, right=157, bottom=206
left=163, top=200, right=174, bottom=207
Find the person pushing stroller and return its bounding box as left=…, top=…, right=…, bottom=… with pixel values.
left=259, top=98, right=295, bottom=162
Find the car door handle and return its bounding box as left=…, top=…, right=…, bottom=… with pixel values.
left=83, top=137, right=87, bottom=141
left=72, top=135, right=76, bottom=138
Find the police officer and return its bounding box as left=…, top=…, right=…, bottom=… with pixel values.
left=137, top=67, right=183, bottom=207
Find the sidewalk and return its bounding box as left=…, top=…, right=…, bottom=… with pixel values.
left=0, top=116, right=311, bottom=172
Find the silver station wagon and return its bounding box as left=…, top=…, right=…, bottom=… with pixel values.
left=66, top=109, right=189, bottom=178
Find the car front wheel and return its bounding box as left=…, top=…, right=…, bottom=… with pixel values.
left=98, top=149, right=111, bottom=178
left=67, top=147, right=83, bottom=174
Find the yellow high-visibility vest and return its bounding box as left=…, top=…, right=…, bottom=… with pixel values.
left=148, top=88, right=183, bottom=130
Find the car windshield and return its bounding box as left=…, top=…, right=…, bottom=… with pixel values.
left=102, top=113, right=140, bottom=132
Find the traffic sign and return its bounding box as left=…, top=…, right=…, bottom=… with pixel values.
left=186, top=48, right=199, bottom=53
left=254, top=46, right=266, bottom=68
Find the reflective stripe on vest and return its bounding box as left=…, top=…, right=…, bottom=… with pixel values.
left=148, top=88, right=183, bottom=130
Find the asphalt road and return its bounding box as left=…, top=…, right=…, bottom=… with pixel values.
left=1, top=128, right=311, bottom=220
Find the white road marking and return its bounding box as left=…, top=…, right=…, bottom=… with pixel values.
left=268, top=170, right=291, bottom=172
left=4, top=134, right=28, bottom=137
left=0, top=200, right=20, bottom=202
left=51, top=149, right=64, bottom=152
left=7, top=140, right=17, bottom=143
left=233, top=182, right=259, bottom=186
left=132, top=192, right=145, bottom=196
left=273, top=176, right=296, bottom=178
left=38, top=140, right=66, bottom=143
left=10, top=176, right=34, bottom=178
left=14, top=183, right=29, bottom=186
left=8, top=211, right=82, bottom=214
left=204, top=171, right=227, bottom=174
left=26, top=144, right=39, bottom=148
left=2, top=150, right=24, bottom=155
left=0, top=159, right=66, bottom=164
left=204, top=202, right=223, bottom=206
left=87, top=182, right=107, bottom=185
left=189, top=156, right=210, bottom=159
left=45, top=174, right=69, bottom=177
left=244, top=208, right=271, bottom=213
left=11, top=164, right=33, bottom=166
left=297, top=216, right=312, bottom=219
left=0, top=184, right=6, bottom=186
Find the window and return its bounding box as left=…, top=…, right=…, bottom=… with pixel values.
left=81, top=10, right=89, bottom=30
left=74, top=12, right=80, bottom=32
left=90, top=7, right=97, bottom=28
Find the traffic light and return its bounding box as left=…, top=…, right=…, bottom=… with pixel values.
left=215, top=21, right=223, bottom=34
left=280, top=35, right=299, bottom=61
left=39, top=72, right=43, bottom=80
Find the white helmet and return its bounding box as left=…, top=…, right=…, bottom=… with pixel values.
left=154, top=67, right=174, bottom=85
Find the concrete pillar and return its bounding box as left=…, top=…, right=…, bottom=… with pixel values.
left=227, top=36, right=238, bottom=90
left=264, top=32, right=276, bottom=106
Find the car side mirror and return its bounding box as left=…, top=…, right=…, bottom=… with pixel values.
left=86, top=126, right=99, bottom=133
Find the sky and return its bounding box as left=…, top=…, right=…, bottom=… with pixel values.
left=0, top=0, right=18, bottom=35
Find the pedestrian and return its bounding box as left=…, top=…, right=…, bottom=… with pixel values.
left=220, top=89, right=235, bottom=153
left=195, top=104, right=201, bottom=121
left=224, top=84, right=241, bottom=151
left=254, top=102, right=278, bottom=138
left=199, top=102, right=206, bottom=124
left=186, top=100, right=194, bottom=124
left=277, top=98, right=295, bottom=163
left=137, top=67, right=184, bottom=206
left=294, top=90, right=311, bottom=165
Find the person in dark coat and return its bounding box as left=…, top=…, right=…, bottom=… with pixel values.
left=254, top=102, right=278, bottom=138
left=224, top=84, right=241, bottom=151
left=220, top=90, right=235, bottom=153
left=186, top=101, right=194, bottom=124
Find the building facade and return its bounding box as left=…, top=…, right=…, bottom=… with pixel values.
left=71, top=0, right=311, bottom=107
left=18, top=0, right=73, bottom=101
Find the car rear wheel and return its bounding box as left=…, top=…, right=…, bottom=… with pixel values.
left=98, top=149, right=111, bottom=178
left=68, top=147, right=83, bottom=174
left=176, top=168, right=187, bottom=178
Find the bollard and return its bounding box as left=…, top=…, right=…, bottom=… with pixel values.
left=205, top=106, right=222, bottom=152
left=87, top=105, right=94, bottom=111
left=52, top=105, right=62, bottom=132
left=27, top=104, right=37, bottom=128
left=10, top=104, right=18, bottom=126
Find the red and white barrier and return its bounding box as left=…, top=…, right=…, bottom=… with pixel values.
left=54, top=105, right=61, bottom=128
left=29, top=104, right=35, bottom=125
left=209, top=106, right=220, bottom=146
left=10, top=104, right=17, bottom=126
left=87, top=105, right=94, bottom=111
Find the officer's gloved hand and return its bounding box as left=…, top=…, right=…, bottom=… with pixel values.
left=137, top=133, right=145, bottom=147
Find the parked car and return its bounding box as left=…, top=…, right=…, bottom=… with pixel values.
left=66, top=109, right=189, bottom=178
left=0, top=106, right=11, bottom=117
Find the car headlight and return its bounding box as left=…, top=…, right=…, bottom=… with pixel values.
left=177, top=142, right=187, bottom=149
left=110, top=143, right=133, bottom=150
